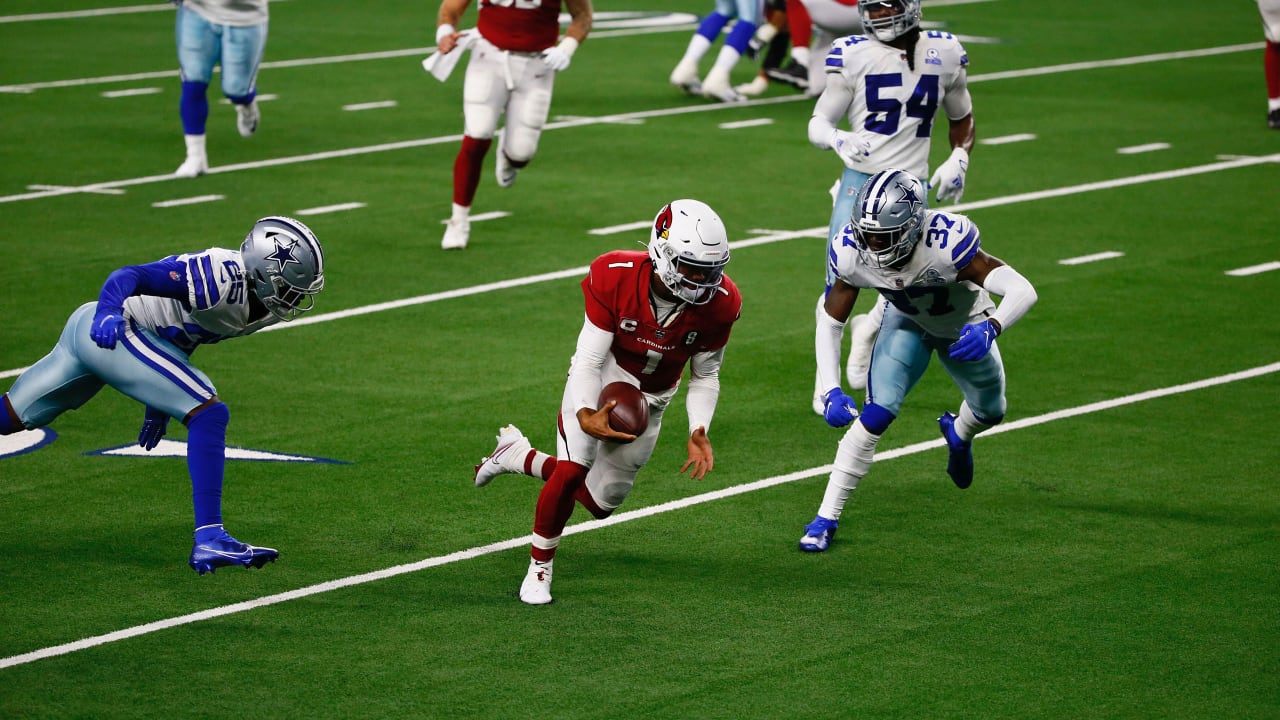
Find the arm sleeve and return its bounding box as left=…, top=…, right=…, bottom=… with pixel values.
left=983, top=265, right=1037, bottom=333
left=815, top=309, right=847, bottom=396
left=565, top=317, right=615, bottom=413
left=97, top=257, right=188, bottom=313
left=808, top=73, right=856, bottom=149
left=685, top=347, right=724, bottom=434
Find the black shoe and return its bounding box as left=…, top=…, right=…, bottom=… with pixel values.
left=1269, top=108, right=1280, bottom=129
left=764, top=60, right=809, bottom=90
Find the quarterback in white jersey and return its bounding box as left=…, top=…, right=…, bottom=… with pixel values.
left=0, top=216, right=324, bottom=576
left=799, top=169, right=1037, bottom=553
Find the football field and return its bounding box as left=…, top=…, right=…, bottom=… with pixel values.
left=1, top=1, right=1278, bottom=718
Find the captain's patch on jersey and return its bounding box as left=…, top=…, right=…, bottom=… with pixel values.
left=0, top=428, right=57, bottom=459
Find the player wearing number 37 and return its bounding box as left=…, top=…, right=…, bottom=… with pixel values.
left=798, top=169, right=1037, bottom=553
left=470, top=199, right=742, bottom=605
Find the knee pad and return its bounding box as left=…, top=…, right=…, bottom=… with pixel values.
left=858, top=402, right=896, bottom=435
left=186, top=401, right=229, bottom=434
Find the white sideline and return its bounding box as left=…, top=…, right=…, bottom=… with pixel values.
left=1, top=360, right=1277, bottom=671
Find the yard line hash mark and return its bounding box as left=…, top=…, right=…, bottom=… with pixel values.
left=1059, top=251, right=1125, bottom=265
left=2, top=361, right=1276, bottom=671
left=1225, top=261, right=1280, bottom=276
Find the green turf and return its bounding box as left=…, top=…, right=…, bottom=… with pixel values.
left=1, top=1, right=1277, bottom=718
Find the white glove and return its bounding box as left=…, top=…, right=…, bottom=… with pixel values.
left=542, top=37, right=579, bottom=72
left=929, top=147, right=970, bottom=203
left=830, top=129, right=871, bottom=170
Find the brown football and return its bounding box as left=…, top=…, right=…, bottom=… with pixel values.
left=598, top=382, right=649, bottom=437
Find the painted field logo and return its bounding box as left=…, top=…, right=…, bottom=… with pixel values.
left=0, top=428, right=57, bottom=459
left=88, top=439, right=348, bottom=464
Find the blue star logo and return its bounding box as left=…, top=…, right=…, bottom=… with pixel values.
left=895, top=181, right=922, bottom=213
left=265, top=235, right=300, bottom=271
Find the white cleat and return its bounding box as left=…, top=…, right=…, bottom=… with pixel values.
left=473, top=424, right=532, bottom=487
left=494, top=132, right=517, bottom=188
left=174, top=155, right=208, bottom=178
left=519, top=559, right=554, bottom=605
left=441, top=218, right=470, bottom=250
left=735, top=75, right=769, bottom=97
left=701, top=73, right=745, bottom=103
left=669, top=61, right=703, bottom=96
left=235, top=100, right=259, bottom=137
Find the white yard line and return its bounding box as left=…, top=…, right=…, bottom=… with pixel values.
left=0, top=153, right=1275, bottom=381
left=2, top=359, right=1275, bottom=671
left=0, top=43, right=1264, bottom=203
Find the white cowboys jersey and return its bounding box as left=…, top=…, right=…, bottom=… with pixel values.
left=831, top=210, right=995, bottom=339
left=124, top=247, right=277, bottom=352
left=823, top=30, right=971, bottom=179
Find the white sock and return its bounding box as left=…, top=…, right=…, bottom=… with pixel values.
left=818, top=420, right=880, bottom=520
left=708, top=45, right=743, bottom=79
left=681, top=34, right=713, bottom=66
left=791, top=45, right=811, bottom=67
left=451, top=203, right=470, bottom=223
left=184, top=134, right=206, bottom=158
left=954, top=400, right=995, bottom=442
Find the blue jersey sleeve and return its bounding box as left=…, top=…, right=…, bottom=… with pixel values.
left=96, top=256, right=188, bottom=312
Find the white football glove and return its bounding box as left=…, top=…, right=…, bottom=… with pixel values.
left=830, top=129, right=871, bottom=170
left=929, top=147, right=970, bottom=203
left=542, top=37, right=579, bottom=72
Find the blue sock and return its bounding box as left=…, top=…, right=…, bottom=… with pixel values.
left=186, top=402, right=228, bottom=529
left=179, top=81, right=209, bottom=135
left=724, top=18, right=757, bottom=54
left=696, top=12, right=730, bottom=41
left=0, top=395, right=18, bottom=435
left=226, top=87, right=257, bottom=107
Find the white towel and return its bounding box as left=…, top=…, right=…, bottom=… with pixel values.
left=421, top=32, right=477, bottom=82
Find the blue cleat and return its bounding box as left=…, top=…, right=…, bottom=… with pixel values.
left=798, top=515, right=839, bottom=552
left=189, top=525, right=279, bottom=575
left=938, top=411, right=974, bottom=489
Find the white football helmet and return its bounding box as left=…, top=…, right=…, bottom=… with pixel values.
left=859, top=0, right=921, bottom=43
left=850, top=169, right=926, bottom=269
left=648, top=199, right=730, bottom=305
left=240, top=216, right=325, bottom=321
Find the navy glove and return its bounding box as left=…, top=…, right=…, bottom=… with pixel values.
left=138, top=406, right=170, bottom=451
left=89, top=310, right=126, bottom=349
left=949, top=320, right=998, bottom=362
left=823, top=388, right=859, bottom=428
